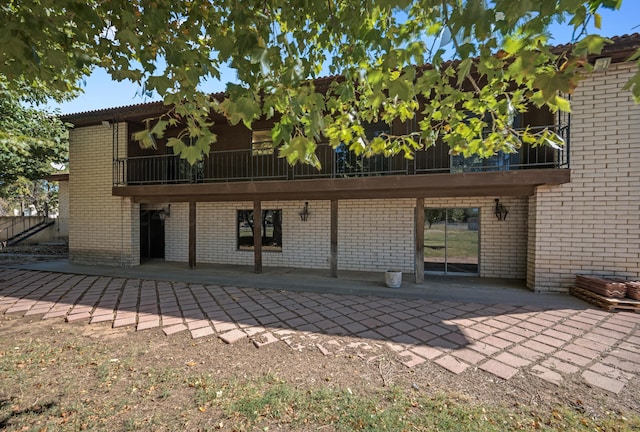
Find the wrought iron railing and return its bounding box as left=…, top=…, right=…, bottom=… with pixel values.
left=113, top=126, right=569, bottom=186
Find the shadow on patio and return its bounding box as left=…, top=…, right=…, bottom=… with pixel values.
left=0, top=259, right=594, bottom=380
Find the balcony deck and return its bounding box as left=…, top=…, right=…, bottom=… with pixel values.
left=113, top=140, right=570, bottom=202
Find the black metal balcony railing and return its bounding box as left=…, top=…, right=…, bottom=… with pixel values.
left=113, top=125, right=569, bottom=186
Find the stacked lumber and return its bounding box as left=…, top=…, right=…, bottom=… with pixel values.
left=575, top=275, right=627, bottom=298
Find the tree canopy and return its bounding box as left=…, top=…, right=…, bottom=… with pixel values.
left=2, top=0, right=638, bottom=166
left=0, top=83, right=68, bottom=214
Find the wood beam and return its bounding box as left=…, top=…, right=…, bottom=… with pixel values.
left=115, top=169, right=570, bottom=203
left=188, top=201, right=196, bottom=269
left=330, top=200, right=338, bottom=278
left=128, top=185, right=537, bottom=204
left=415, top=198, right=424, bottom=283
left=253, top=200, right=262, bottom=274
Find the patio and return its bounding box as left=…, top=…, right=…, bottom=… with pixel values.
left=1, top=261, right=638, bottom=395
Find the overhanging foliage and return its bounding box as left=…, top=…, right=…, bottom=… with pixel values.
left=2, top=0, right=637, bottom=166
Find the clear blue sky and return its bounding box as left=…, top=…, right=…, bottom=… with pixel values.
left=49, top=3, right=639, bottom=115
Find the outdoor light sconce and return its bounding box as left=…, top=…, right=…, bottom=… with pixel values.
left=101, top=120, right=112, bottom=128
left=299, top=202, right=310, bottom=222
left=159, top=204, right=171, bottom=221
left=494, top=199, right=509, bottom=221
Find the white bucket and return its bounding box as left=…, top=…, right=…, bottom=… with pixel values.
left=384, top=270, right=402, bottom=288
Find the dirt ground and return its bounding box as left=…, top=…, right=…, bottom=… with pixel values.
left=1, top=312, right=638, bottom=431
left=0, top=243, right=68, bottom=261
left=0, top=246, right=638, bottom=430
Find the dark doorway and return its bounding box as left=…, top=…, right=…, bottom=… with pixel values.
left=140, top=210, right=165, bottom=260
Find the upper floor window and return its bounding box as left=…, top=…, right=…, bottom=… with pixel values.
left=252, top=130, right=274, bottom=156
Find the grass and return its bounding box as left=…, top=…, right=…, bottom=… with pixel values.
left=1, top=318, right=638, bottom=431
left=2, top=348, right=639, bottom=431
left=191, top=374, right=640, bottom=431
left=425, top=222, right=479, bottom=260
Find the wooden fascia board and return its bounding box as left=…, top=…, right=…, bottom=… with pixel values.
left=44, top=173, right=70, bottom=182
left=113, top=169, right=570, bottom=203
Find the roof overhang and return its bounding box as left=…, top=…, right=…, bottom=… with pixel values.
left=44, top=173, right=70, bottom=182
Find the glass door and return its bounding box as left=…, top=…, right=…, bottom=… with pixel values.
left=424, top=208, right=479, bottom=275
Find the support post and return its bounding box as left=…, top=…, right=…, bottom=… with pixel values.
left=253, top=200, right=262, bottom=273
left=188, top=201, right=196, bottom=269
left=330, top=200, right=338, bottom=278
left=415, top=198, right=424, bottom=283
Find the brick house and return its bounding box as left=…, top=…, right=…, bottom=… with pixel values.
left=62, top=34, right=640, bottom=293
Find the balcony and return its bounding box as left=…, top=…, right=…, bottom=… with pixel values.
left=112, top=125, right=570, bottom=202
left=114, top=125, right=569, bottom=187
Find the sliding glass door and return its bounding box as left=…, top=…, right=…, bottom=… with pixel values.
left=424, top=208, right=479, bottom=275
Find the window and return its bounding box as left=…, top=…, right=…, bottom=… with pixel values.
left=251, top=130, right=274, bottom=156
left=237, top=209, right=282, bottom=251
left=451, top=111, right=524, bottom=173
left=335, top=121, right=391, bottom=176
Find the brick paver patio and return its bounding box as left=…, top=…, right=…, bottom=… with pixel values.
left=1, top=268, right=638, bottom=394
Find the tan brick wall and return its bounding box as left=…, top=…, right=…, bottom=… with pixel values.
left=162, top=197, right=527, bottom=276
left=176, top=201, right=332, bottom=268
left=526, top=193, right=539, bottom=289
left=337, top=199, right=415, bottom=272
left=68, top=123, right=139, bottom=266
left=56, top=180, right=69, bottom=240
left=165, top=199, right=420, bottom=272
left=164, top=202, right=189, bottom=262
left=528, top=62, right=640, bottom=292
left=58, top=180, right=69, bottom=219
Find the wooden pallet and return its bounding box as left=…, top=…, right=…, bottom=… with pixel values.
left=570, top=286, right=640, bottom=313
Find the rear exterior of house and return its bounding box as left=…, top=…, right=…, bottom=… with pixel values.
left=63, top=35, right=640, bottom=293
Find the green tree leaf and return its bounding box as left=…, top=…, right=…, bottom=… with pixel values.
left=0, top=0, right=636, bottom=165
left=0, top=85, right=68, bottom=213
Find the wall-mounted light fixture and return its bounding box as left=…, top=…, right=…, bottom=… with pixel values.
left=494, top=199, right=509, bottom=221
left=593, top=57, right=612, bottom=73
left=101, top=120, right=112, bottom=128
left=159, top=204, right=171, bottom=221
left=299, top=202, right=310, bottom=222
